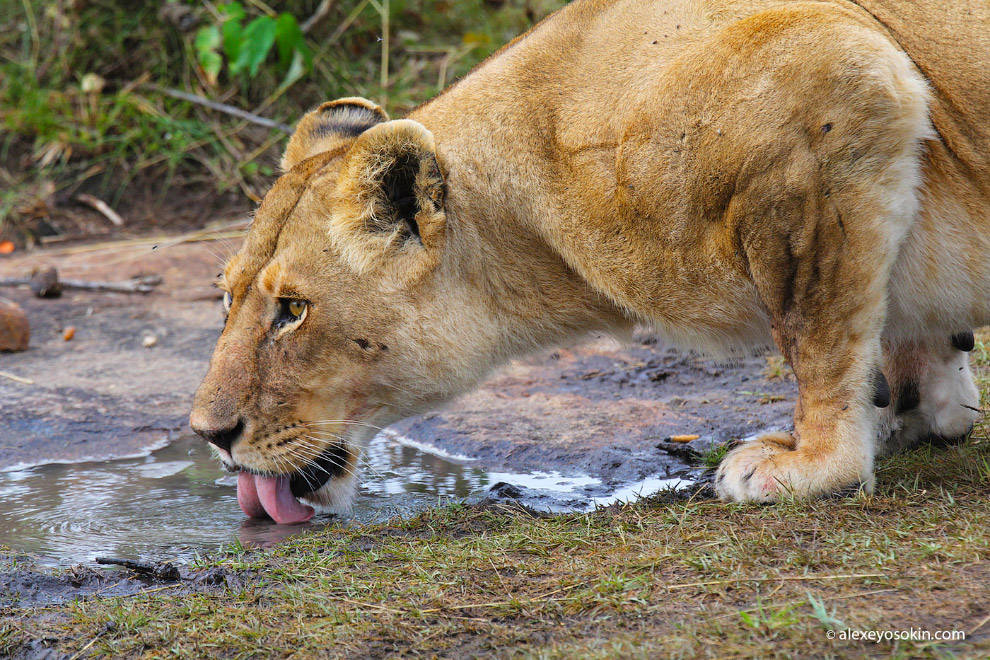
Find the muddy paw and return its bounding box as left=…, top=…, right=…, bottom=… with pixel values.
left=714, top=432, right=872, bottom=502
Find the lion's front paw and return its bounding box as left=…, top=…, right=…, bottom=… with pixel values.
left=715, top=432, right=796, bottom=502
left=714, top=432, right=872, bottom=502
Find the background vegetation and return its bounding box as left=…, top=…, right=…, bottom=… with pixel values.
left=0, top=0, right=565, bottom=245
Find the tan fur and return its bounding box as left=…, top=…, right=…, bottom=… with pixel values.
left=191, top=0, right=990, bottom=508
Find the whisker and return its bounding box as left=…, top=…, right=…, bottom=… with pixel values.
left=289, top=438, right=364, bottom=480
left=301, top=420, right=385, bottom=432
left=297, top=435, right=386, bottom=481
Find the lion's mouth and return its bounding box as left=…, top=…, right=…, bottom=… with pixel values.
left=235, top=443, right=351, bottom=525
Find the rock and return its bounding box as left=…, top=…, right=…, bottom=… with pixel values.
left=0, top=302, right=29, bottom=351
left=29, top=267, right=61, bottom=298
left=488, top=482, right=524, bottom=499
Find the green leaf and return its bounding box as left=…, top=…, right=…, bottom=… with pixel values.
left=274, top=14, right=304, bottom=69
left=222, top=19, right=244, bottom=66
left=198, top=51, right=223, bottom=86
left=194, top=26, right=223, bottom=86
left=234, top=16, right=277, bottom=78
left=218, top=2, right=246, bottom=22
left=194, top=26, right=221, bottom=54
left=278, top=48, right=308, bottom=91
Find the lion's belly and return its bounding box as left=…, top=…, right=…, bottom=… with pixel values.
left=886, top=148, right=990, bottom=339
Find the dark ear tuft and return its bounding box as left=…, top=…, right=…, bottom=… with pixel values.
left=380, top=152, right=423, bottom=239
left=334, top=119, right=446, bottom=249
left=282, top=97, right=389, bottom=171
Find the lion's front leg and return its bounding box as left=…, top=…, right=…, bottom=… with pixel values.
left=715, top=229, right=895, bottom=502
left=714, top=233, right=895, bottom=501
left=716, top=182, right=905, bottom=503
left=716, top=419, right=876, bottom=502
left=715, top=359, right=880, bottom=502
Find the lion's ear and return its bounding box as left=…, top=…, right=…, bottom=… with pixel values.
left=334, top=119, right=446, bottom=248
left=281, top=97, right=389, bottom=171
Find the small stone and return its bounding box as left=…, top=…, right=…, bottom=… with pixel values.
left=142, top=335, right=158, bottom=348
left=0, top=302, right=29, bottom=352
left=29, top=267, right=62, bottom=298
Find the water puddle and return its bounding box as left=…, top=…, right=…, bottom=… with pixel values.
left=0, top=433, right=692, bottom=567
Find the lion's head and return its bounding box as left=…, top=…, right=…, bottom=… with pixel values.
left=189, top=98, right=491, bottom=523
left=191, top=95, right=626, bottom=522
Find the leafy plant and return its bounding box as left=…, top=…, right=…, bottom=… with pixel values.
left=806, top=592, right=846, bottom=630
left=701, top=442, right=731, bottom=469
left=194, top=2, right=312, bottom=87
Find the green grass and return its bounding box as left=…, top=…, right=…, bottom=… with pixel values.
left=701, top=442, right=731, bottom=469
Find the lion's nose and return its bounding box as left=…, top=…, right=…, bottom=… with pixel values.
left=190, top=415, right=245, bottom=453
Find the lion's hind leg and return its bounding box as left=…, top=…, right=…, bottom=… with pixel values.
left=878, top=334, right=980, bottom=456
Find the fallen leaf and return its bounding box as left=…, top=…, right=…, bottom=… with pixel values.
left=668, top=434, right=700, bottom=443
left=63, top=326, right=75, bottom=341
left=0, top=241, right=14, bottom=254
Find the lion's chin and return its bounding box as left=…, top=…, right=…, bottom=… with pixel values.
left=298, top=471, right=358, bottom=514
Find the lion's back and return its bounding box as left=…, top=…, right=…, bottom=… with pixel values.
left=846, top=0, right=990, bottom=184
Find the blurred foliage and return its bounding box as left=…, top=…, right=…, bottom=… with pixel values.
left=194, top=3, right=311, bottom=86
left=0, top=0, right=566, bottom=243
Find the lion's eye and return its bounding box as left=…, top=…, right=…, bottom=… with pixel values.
left=276, top=298, right=308, bottom=329
left=287, top=300, right=307, bottom=318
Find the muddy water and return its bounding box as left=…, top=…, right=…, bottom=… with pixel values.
left=0, top=433, right=691, bottom=567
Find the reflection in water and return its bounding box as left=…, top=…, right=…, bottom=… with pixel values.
left=0, top=433, right=496, bottom=566
left=0, top=432, right=693, bottom=566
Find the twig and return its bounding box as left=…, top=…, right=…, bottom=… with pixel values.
left=0, top=275, right=162, bottom=294
left=61, top=276, right=162, bottom=294
left=335, top=596, right=403, bottom=614
left=489, top=557, right=512, bottom=598
left=95, top=557, right=180, bottom=581
left=420, top=596, right=566, bottom=613
left=330, top=0, right=371, bottom=42
left=74, top=194, right=124, bottom=227
left=0, top=370, right=33, bottom=385
left=244, top=0, right=277, bottom=17
left=705, top=588, right=898, bottom=623
left=143, top=84, right=292, bottom=133
left=68, top=634, right=100, bottom=660
left=136, top=584, right=184, bottom=595
left=970, top=610, right=990, bottom=636
left=666, top=573, right=886, bottom=590
left=418, top=583, right=581, bottom=614
left=301, top=0, right=335, bottom=33
left=28, top=221, right=248, bottom=258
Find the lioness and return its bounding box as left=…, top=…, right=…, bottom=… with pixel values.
left=190, top=0, right=990, bottom=523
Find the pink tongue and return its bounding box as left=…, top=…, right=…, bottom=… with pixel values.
left=237, top=472, right=315, bottom=524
